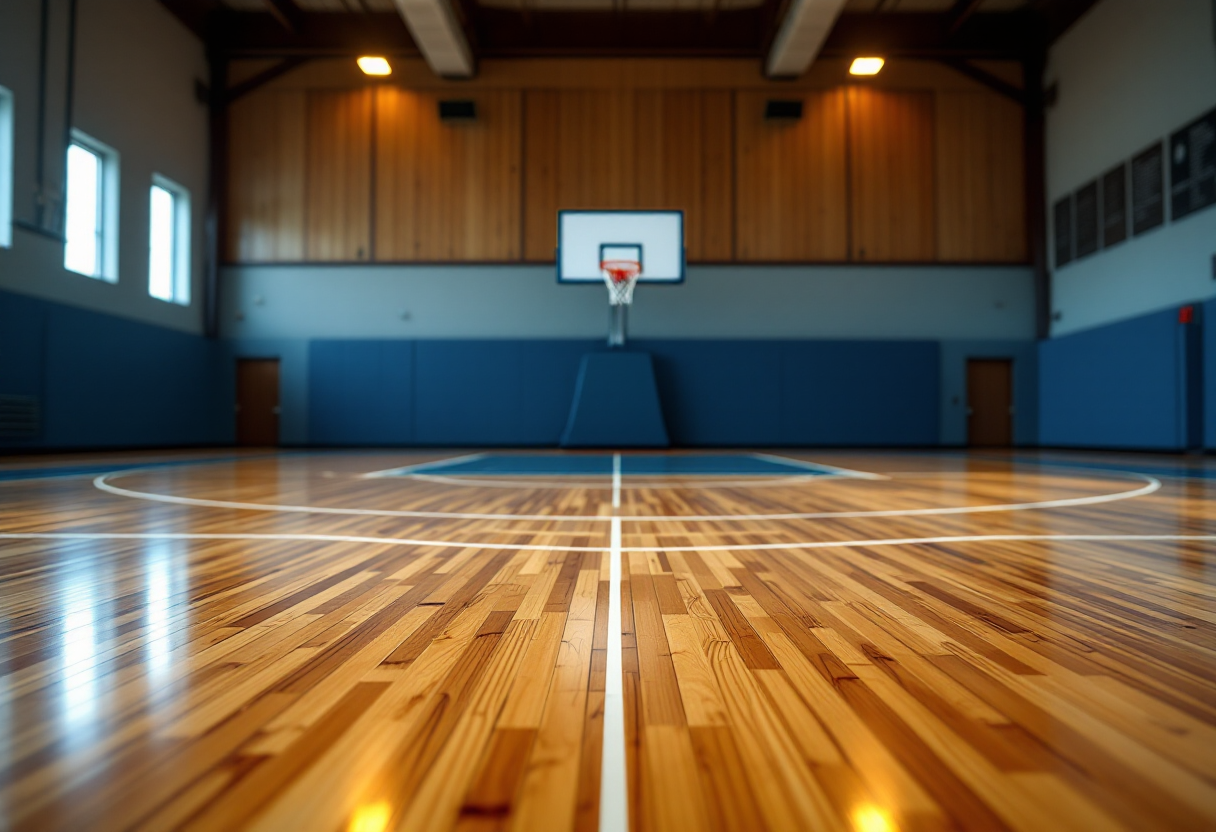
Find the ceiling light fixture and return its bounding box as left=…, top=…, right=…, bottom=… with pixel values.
left=849, top=57, right=885, bottom=76
left=357, top=56, right=392, bottom=76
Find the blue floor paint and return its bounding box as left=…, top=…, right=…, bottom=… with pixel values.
left=388, top=453, right=842, bottom=477
left=0, top=454, right=278, bottom=482
left=1003, top=457, right=1216, bottom=481
left=950, top=451, right=1216, bottom=481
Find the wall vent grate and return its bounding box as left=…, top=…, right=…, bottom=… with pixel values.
left=0, top=395, right=41, bottom=437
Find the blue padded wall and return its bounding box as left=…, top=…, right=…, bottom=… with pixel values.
left=1206, top=298, right=1216, bottom=450
left=638, top=340, right=940, bottom=446
left=413, top=341, right=595, bottom=445
left=0, top=289, right=232, bottom=448
left=1039, top=307, right=1189, bottom=450
left=780, top=341, right=940, bottom=445
left=306, top=338, right=941, bottom=447
left=309, top=341, right=415, bottom=445
left=640, top=341, right=783, bottom=445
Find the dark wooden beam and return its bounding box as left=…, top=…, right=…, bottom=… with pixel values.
left=164, top=2, right=1043, bottom=61
left=942, top=58, right=1025, bottom=104
left=947, top=0, right=984, bottom=34
left=471, top=8, right=768, bottom=56
left=157, top=0, right=223, bottom=40
left=263, top=0, right=303, bottom=33
left=225, top=56, right=310, bottom=103
left=1028, top=0, right=1101, bottom=44
left=818, top=12, right=1032, bottom=59
left=212, top=11, right=418, bottom=57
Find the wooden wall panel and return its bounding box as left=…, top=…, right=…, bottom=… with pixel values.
left=225, top=91, right=306, bottom=262
left=523, top=89, right=732, bottom=262
left=848, top=88, right=936, bottom=262
left=305, top=89, right=372, bottom=262
left=734, top=89, right=848, bottom=261
left=524, top=90, right=637, bottom=261
left=634, top=90, right=733, bottom=261
left=223, top=59, right=1030, bottom=266
left=936, top=92, right=1027, bottom=262
left=522, top=91, right=560, bottom=261
left=375, top=89, right=521, bottom=261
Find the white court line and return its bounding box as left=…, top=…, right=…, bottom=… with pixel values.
left=360, top=452, right=489, bottom=478
left=601, top=452, right=628, bottom=832
left=92, top=472, right=1162, bottom=523
left=2, top=532, right=1214, bottom=554
left=750, top=452, right=889, bottom=480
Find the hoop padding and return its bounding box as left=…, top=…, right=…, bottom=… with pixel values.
left=601, top=260, right=641, bottom=306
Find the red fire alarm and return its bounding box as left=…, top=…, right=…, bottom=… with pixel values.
left=1179, top=305, right=1194, bottom=324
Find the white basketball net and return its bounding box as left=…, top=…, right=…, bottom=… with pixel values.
left=601, top=260, right=641, bottom=306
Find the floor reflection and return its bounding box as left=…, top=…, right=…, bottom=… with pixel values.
left=60, top=572, right=99, bottom=730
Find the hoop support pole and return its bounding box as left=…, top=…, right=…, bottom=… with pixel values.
left=608, top=304, right=628, bottom=348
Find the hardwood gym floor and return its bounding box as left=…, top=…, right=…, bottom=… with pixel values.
left=1, top=450, right=1214, bottom=832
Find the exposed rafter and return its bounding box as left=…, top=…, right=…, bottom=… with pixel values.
left=817, top=12, right=1031, bottom=59
left=225, top=56, right=311, bottom=102
left=764, top=0, right=848, bottom=77
left=158, top=0, right=1094, bottom=63
left=392, top=0, right=476, bottom=77
left=263, top=0, right=303, bottom=32
left=941, top=58, right=1025, bottom=103
left=947, top=0, right=984, bottom=34
left=471, top=8, right=770, bottom=56
left=1028, top=0, right=1102, bottom=44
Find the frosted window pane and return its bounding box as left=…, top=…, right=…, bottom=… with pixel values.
left=64, top=144, right=100, bottom=276
left=149, top=185, right=175, bottom=300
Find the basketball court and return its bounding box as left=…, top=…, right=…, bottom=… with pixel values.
left=2, top=0, right=1216, bottom=830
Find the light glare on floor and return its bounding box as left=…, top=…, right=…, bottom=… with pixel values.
left=854, top=805, right=895, bottom=832
left=850, top=57, right=885, bottom=76
left=357, top=56, right=392, bottom=76
left=348, top=802, right=390, bottom=832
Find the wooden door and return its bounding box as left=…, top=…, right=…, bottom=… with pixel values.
left=236, top=359, right=280, bottom=446
left=966, top=359, right=1013, bottom=447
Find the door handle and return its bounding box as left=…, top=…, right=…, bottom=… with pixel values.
left=272, top=406, right=282, bottom=415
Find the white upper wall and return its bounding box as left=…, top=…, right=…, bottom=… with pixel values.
left=0, top=0, right=208, bottom=334
left=1046, top=0, right=1216, bottom=336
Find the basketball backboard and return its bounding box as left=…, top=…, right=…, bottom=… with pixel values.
left=556, top=210, right=685, bottom=284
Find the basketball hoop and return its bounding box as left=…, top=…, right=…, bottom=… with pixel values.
left=601, top=259, right=641, bottom=306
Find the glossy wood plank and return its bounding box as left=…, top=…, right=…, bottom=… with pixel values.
left=1, top=450, right=1214, bottom=831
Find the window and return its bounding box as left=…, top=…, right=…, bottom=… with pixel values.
left=64, top=130, right=118, bottom=280
left=148, top=175, right=190, bottom=305
left=0, top=85, right=13, bottom=248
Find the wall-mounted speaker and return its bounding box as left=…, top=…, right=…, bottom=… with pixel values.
left=764, top=100, right=803, bottom=120
left=438, top=100, right=477, bottom=121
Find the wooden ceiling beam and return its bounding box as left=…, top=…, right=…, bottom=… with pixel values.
left=262, top=0, right=304, bottom=33
left=159, top=1, right=1049, bottom=60
left=947, top=0, right=984, bottom=34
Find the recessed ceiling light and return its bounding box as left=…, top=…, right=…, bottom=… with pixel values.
left=849, top=57, right=885, bottom=76
left=357, top=56, right=392, bottom=76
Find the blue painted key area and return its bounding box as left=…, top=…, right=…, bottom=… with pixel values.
left=382, top=453, right=845, bottom=477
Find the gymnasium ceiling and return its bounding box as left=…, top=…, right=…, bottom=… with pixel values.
left=160, top=0, right=1097, bottom=74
